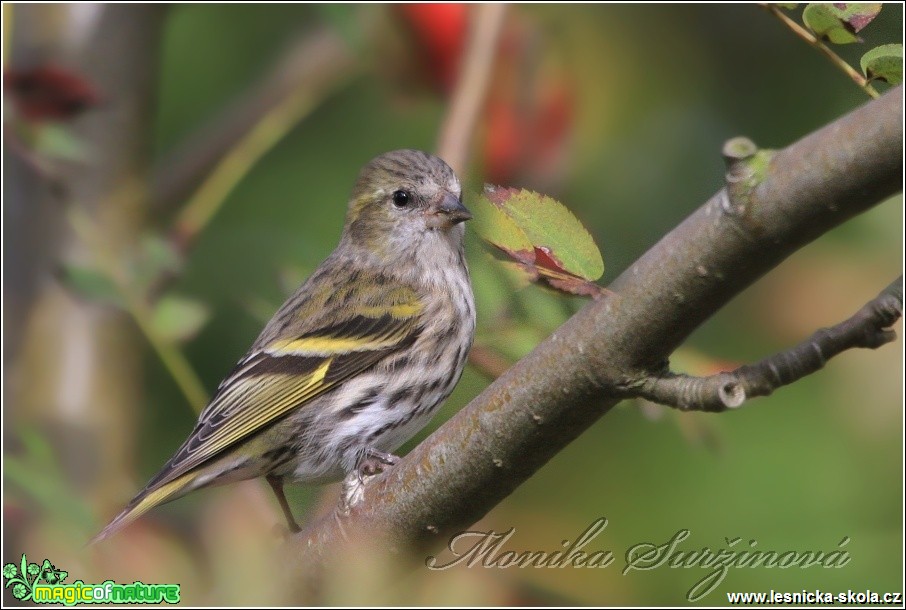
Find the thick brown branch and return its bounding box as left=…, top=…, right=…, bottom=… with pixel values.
left=290, top=87, right=902, bottom=576
left=634, top=276, right=903, bottom=411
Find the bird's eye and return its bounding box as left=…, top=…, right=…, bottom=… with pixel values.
left=391, top=190, right=411, bottom=208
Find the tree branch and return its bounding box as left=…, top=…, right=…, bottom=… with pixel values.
left=291, top=87, right=902, bottom=574
left=150, top=29, right=356, bottom=214
left=435, top=4, right=507, bottom=175
left=761, top=4, right=880, bottom=99
left=633, top=276, right=903, bottom=411
left=5, top=5, right=167, bottom=559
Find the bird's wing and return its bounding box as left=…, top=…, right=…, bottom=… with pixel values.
left=143, top=290, right=423, bottom=492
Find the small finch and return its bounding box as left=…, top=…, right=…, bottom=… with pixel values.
left=92, top=149, right=475, bottom=542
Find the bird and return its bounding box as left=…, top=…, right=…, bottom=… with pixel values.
left=91, top=149, right=475, bottom=543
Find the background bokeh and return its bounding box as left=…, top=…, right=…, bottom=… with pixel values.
left=4, top=4, right=902, bottom=606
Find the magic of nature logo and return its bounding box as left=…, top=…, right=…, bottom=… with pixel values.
left=3, top=554, right=180, bottom=605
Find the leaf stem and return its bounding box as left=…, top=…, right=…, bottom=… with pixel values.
left=125, top=296, right=210, bottom=412
left=763, top=4, right=880, bottom=99
left=68, top=207, right=210, bottom=413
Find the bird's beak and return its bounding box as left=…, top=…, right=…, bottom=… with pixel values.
left=429, top=192, right=472, bottom=226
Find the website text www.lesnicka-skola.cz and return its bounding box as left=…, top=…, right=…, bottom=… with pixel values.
left=727, top=589, right=902, bottom=605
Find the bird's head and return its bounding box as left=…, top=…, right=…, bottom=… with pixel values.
left=343, top=149, right=470, bottom=263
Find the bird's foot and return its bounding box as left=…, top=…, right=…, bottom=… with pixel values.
left=340, top=449, right=401, bottom=512
left=358, top=449, right=400, bottom=477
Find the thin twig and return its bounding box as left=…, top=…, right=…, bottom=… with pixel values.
left=170, top=79, right=352, bottom=253
left=632, top=276, right=903, bottom=411
left=436, top=4, right=508, bottom=175
left=438, top=5, right=512, bottom=379
left=152, top=30, right=356, bottom=214
left=67, top=207, right=210, bottom=413
left=762, top=4, right=880, bottom=99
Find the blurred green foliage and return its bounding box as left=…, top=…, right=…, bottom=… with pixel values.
left=5, top=4, right=902, bottom=606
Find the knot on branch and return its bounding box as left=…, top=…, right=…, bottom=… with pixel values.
left=722, top=136, right=758, bottom=163
left=721, top=136, right=774, bottom=216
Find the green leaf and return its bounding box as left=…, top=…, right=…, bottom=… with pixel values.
left=830, top=3, right=882, bottom=33
left=482, top=186, right=604, bottom=281
left=151, top=294, right=210, bottom=342
left=468, top=191, right=535, bottom=265
left=775, top=3, right=799, bottom=9
left=140, top=234, right=182, bottom=276
left=802, top=3, right=860, bottom=43
left=131, top=234, right=183, bottom=293
left=32, top=124, right=85, bottom=161
left=58, top=262, right=123, bottom=306
left=861, top=44, right=903, bottom=84
left=471, top=186, right=605, bottom=298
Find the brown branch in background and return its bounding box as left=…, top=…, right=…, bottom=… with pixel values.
left=435, top=4, right=508, bottom=175
left=633, top=276, right=903, bottom=412
left=468, top=343, right=513, bottom=379
left=289, top=87, right=902, bottom=578
left=151, top=29, right=356, bottom=217
left=5, top=4, right=168, bottom=549
left=433, top=4, right=510, bottom=381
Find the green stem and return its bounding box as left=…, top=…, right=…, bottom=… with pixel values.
left=763, top=4, right=880, bottom=99
left=127, top=296, right=210, bottom=412
left=172, top=84, right=345, bottom=249
left=67, top=207, right=209, bottom=413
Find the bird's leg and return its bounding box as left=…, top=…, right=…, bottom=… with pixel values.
left=358, top=448, right=400, bottom=476
left=266, top=475, right=301, bottom=533
left=341, top=449, right=401, bottom=512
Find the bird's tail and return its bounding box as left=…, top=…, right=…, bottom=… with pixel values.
left=88, top=471, right=199, bottom=545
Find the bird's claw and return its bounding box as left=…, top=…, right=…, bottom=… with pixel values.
left=341, top=449, right=401, bottom=511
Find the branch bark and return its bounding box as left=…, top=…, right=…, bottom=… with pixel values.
left=635, top=276, right=903, bottom=411
left=290, top=86, right=902, bottom=575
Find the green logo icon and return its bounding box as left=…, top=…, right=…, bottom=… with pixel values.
left=2, top=555, right=66, bottom=602
left=3, top=554, right=180, bottom=605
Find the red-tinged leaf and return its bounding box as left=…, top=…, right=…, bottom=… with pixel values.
left=481, top=185, right=518, bottom=206
left=471, top=186, right=605, bottom=298
left=802, top=4, right=860, bottom=44
left=469, top=191, right=535, bottom=265
left=831, top=3, right=882, bottom=32
left=545, top=276, right=605, bottom=299
left=533, top=245, right=565, bottom=275
left=4, top=64, right=102, bottom=122
left=484, top=187, right=605, bottom=282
